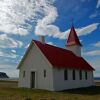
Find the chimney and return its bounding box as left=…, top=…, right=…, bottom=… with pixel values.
left=40, top=36, right=45, bottom=43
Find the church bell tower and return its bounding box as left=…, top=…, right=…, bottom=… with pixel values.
left=65, top=26, right=82, bottom=57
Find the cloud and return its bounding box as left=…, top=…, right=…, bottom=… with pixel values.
left=2, top=69, right=19, bottom=78
left=93, top=41, right=100, bottom=47
left=90, top=12, right=99, bottom=18
left=89, top=10, right=100, bottom=18
left=47, top=42, right=56, bottom=46
left=25, top=43, right=30, bottom=48
left=0, top=34, right=23, bottom=48
left=89, top=58, right=100, bottom=77
left=47, top=42, right=54, bottom=45
left=0, top=63, right=18, bottom=77
left=35, top=23, right=99, bottom=39
left=96, top=0, right=100, bottom=8
left=89, top=0, right=100, bottom=19
left=0, top=64, right=15, bottom=69
left=11, top=50, right=16, bottom=53
left=0, top=50, right=17, bottom=58
left=0, top=0, right=99, bottom=39
left=35, top=0, right=58, bottom=36
left=0, top=0, right=56, bottom=36
left=83, top=50, right=100, bottom=56
left=76, top=23, right=99, bottom=36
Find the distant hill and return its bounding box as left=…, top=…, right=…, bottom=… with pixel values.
left=0, top=72, right=9, bottom=78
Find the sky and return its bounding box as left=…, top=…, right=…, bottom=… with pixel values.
left=0, top=0, right=100, bottom=77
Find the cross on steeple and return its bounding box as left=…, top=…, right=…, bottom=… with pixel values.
left=66, top=19, right=82, bottom=46
left=70, top=18, right=74, bottom=27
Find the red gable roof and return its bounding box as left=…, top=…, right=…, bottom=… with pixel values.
left=66, top=26, right=82, bottom=46
left=33, top=40, right=94, bottom=71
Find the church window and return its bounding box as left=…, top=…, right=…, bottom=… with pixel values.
left=85, top=71, right=87, bottom=80
left=44, top=70, right=46, bottom=78
left=64, top=70, right=68, bottom=80
left=73, top=70, right=76, bottom=80
left=79, top=70, right=82, bottom=80
left=23, top=71, right=25, bottom=78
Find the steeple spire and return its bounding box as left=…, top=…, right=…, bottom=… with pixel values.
left=65, top=24, right=82, bottom=57
left=66, top=26, right=82, bottom=46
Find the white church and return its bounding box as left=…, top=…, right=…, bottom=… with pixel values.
left=17, top=26, right=95, bottom=91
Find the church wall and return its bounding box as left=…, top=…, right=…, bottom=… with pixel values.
left=18, top=43, right=54, bottom=91
left=18, top=42, right=94, bottom=91
left=67, top=45, right=81, bottom=57
left=53, top=68, right=94, bottom=91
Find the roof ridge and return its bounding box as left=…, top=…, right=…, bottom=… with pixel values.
left=33, top=39, right=83, bottom=59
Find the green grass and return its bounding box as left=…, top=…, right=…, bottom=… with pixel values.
left=0, top=80, right=100, bottom=100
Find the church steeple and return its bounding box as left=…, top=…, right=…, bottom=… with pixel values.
left=66, top=26, right=82, bottom=46
left=66, top=25, right=82, bottom=57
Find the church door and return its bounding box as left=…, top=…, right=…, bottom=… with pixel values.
left=30, top=72, right=35, bottom=88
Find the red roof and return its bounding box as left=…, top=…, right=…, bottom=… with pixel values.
left=66, top=26, right=82, bottom=46
left=33, top=40, right=94, bottom=71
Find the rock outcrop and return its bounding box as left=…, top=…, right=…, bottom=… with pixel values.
left=0, top=72, right=9, bottom=78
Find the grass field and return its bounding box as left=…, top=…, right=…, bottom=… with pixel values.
left=0, top=80, right=100, bottom=100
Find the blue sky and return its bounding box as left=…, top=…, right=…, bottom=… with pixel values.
left=0, top=0, right=100, bottom=77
